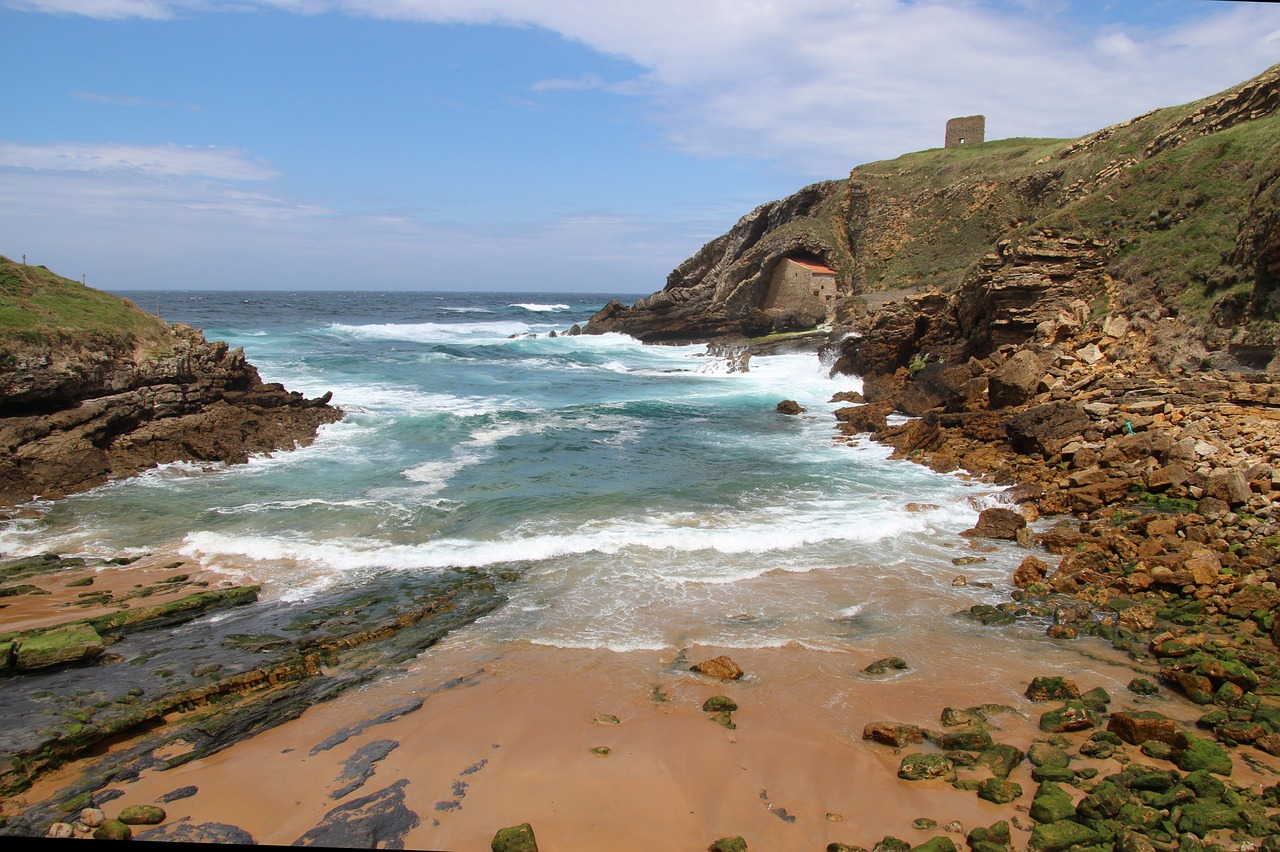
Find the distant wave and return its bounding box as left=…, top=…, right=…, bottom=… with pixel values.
left=509, top=303, right=570, bottom=312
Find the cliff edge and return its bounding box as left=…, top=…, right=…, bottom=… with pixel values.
left=0, top=258, right=342, bottom=505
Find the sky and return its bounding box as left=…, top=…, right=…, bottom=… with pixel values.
left=2, top=1, right=1280, bottom=293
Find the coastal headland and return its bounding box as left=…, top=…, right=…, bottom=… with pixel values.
left=3, top=65, right=1280, bottom=850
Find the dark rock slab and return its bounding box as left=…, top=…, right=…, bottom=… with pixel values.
left=332, top=739, right=400, bottom=800
left=293, top=778, right=419, bottom=849
left=138, top=819, right=257, bottom=844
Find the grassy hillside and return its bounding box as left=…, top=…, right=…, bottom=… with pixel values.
left=0, top=256, right=174, bottom=352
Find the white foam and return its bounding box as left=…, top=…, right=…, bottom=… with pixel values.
left=509, top=303, right=570, bottom=312
left=328, top=320, right=533, bottom=342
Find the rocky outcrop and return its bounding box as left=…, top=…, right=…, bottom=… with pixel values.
left=0, top=264, right=340, bottom=505
left=587, top=181, right=846, bottom=341
left=591, top=62, right=1280, bottom=373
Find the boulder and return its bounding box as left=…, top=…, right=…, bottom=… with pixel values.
left=118, top=804, right=166, bottom=825
left=863, top=722, right=925, bottom=748
left=690, top=656, right=744, bottom=680
left=1005, top=402, right=1089, bottom=457
left=492, top=823, right=539, bottom=852
left=776, top=400, right=805, bottom=415
left=1025, top=677, right=1080, bottom=701
left=961, top=507, right=1026, bottom=540
left=988, top=350, right=1044, bottom=409
left=1013, top=555, right=1049, bottom=587
left=1107, top=711, right=1177, bottom=746
left=897, top=753, right=956, bottom=782
left=708, top=837, right=747, bottom=852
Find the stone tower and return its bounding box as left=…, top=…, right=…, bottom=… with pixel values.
left=945, top=115, right=985, bottom=148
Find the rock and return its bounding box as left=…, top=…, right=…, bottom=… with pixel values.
left=1107, top=711, right=1177, bottom=746
left=137, top=822, right=257, bottom=844
left=863, top=722, right=925, bottom=748
left=93, top=819, right=133, bottom=841
left=45, top=822, right=74, bottom=839
left=1028, top=742, right=1070, bottom=769
left=864, top=657, right=909, bottom=675
left=1025, top=677, right=1080, bottom=701
left=493, top=823, right=540, bottom=852
left=776, top=400, right=805, bottom=415
left=701, top=696, right=738, bottom=712
left=1029, top=781, right=1076, bottom=824
left=988, top=350, right=1045, bottom=408
left=157, top=786, right=199, bottom=804
left=1005, top=402, right=1089, bottom=457
left=12, top=623, right=104, bottom=670
left=79, top=807, right=106, bottom=828
left=293, top=778, right=420, bottom=848
left=976, top=744, right=1025, bottom=779
left=1172, top=733, right=1234, bottom=776
left=1038, top=701, right=1099, bottom=733
left=1028, top=820, right=1102, bottom=851
left=835, top=402, right=893, bottom=435
left=897, top=753, right=957, bottom=782
left=1127, top=677, right=1159, bottom=696
left=708, top=837, right=747, bottom=852
left=961, top=507, right=1026, bottom=540
left=937, top=726, right=994, bottom=752
left=1013, top=556, right=1049, bottom=587
left=910, top=839, right=958, bottom=852
left=690, top=656, right=744, bottom=680
left=118, top=804, right=166, bottom=825
left=976, top=778, right=1023, bottom=805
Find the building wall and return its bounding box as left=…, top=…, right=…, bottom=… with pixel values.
left=763, top=259, right=836, bottom=322
left=945, top=115, right=986, bottom=148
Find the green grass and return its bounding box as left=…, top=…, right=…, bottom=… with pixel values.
left=0, top=256, right=173, bottom=352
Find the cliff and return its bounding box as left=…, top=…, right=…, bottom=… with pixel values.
left=0, top=258, right=341, bottom=505
left=587, top=62, right=1280, bottom=373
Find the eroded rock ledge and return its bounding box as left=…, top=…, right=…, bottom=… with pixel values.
left=0, top=305, right=341, bottom=507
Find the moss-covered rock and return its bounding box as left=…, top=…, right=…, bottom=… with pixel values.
left=1027, top=820, right=1103, bottom=851
left=492, top=822, right=539, bottom=852
left=1029, top=782, right=1077, bottom=824
left=977, top=744, right=1025, bottom=779
left=1026, top=677, right=1081, bottom=701
left=1176, top=801, right=1245, bottom=837
left=708, top=836, right=747, bottom=852
left=1028, top=742, right=1070, bottom=769
left=1039, top=700, right=1100, bottom=733
left=976, top=778, right=1023, bottom=805
left=909, top=838, right=957, bottom=852
left=898, top=753, right=956, bottom=782
left=93, top=819, right=133, bottom=841
left=865, top=657, right=910, bottom=675
left=702, top=695, right=738, bottom=712
left=12, top=623, right=104, bottom=670
left=1172, top=734, right=1234, bottom=776
left=118, top=804, right=166, bottom=825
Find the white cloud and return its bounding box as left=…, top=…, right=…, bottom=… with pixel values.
left=0, top=142, right=278, bottom=181
left=21, top=0, right=1276, bottom=175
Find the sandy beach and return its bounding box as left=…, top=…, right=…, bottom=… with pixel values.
left=10, top=545, right=1262, bottom=851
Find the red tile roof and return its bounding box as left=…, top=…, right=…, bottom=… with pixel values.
left=788, top=258, right=836, bottom=275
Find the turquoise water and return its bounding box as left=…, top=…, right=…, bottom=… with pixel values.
left=1, top=291, right=1019, bottom=651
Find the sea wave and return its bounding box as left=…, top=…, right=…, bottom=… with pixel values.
left=509, top=303, right=570, bottom=312
left=326, top=320, right=533, bottom=342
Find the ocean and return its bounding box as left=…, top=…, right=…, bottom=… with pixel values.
left=2, top=289, right=1023, bottom=654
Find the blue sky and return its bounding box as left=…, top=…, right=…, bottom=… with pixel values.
left=2, top=1, right=1279, bottom=292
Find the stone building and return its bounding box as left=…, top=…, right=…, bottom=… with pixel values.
left=762, top=256, right=838, bottom=325
left=945, top=115, right=986, bottom=147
